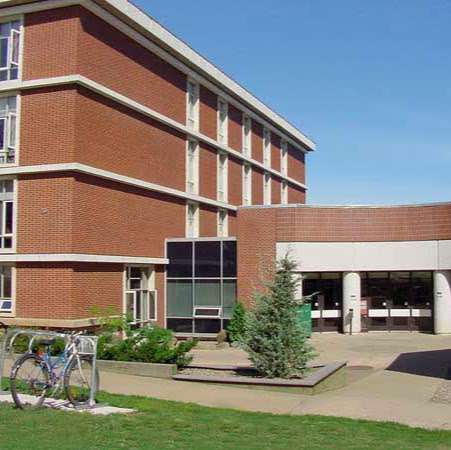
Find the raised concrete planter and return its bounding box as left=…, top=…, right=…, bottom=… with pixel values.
left=173, top=362, right=347, bottom=395
left=97, top=360, right=177, bottom=379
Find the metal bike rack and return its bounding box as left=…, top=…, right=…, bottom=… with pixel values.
left=0, top=328, right=99, bottom=408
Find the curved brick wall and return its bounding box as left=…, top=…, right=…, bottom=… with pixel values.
left=237, top=203, right=451, bottom=305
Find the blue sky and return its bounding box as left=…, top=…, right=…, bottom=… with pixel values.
left=136, top=0, right=451, bottom=205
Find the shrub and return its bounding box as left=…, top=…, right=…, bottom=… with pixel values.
left=227, top=302, right=246, bottom=343
left=241, top=255, right=315, bottom=378
left=97, top=324, right=197, bottom=367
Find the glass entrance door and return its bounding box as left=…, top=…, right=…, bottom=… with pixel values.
left=303, top=273, right=342, bottom=332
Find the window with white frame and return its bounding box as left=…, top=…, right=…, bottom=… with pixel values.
left=217, top=151, right=228, bottom=202
left=125, top=266, right=156, bottom=324
left=0, top=265, right=12, bottom=314
left=281, top=139, right=288, bottom=177
left=263, top=127, right=271, bottom=168
left=263, top=172, right=271, bottom=205
left=186, top=201, right=199, bottom=238
left=186, top=79, right=199, bottom=130
left=186, top=139, right=199, bottom=194
left=242, top=163, right=252, bottom=206
left=0, top=96, right=17, bottom=164
left=242, top=114, right=251, bottom=158
left=281, top=180, right=288, bottom=204
left=0, top=179, right=13, bottom=249
left=217, top=208, right=228, bottom=237
left=0, top=21, right=20, bottom=82
left=217, top=98, right=228, bottom=145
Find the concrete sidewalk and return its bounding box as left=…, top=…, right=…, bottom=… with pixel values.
left=99, top=333, right=451, bottom=430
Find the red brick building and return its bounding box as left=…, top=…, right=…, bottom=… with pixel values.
left=0, top=0, right=449, bottom=335
left=0, top=0, right=312, bottom=331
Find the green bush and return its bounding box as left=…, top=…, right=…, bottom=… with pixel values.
left=241, top=255, right=315, bottom=378
left=97, top=325, right=197, bottom=367
left=227, top=302, right=246, bottom=343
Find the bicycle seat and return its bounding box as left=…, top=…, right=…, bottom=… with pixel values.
left=38, top=338, right=56, bottom=346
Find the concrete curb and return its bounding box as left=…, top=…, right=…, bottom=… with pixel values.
left=97, top=360, right=177, bottom=379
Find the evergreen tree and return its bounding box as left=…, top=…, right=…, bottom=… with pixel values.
left=227, top=302, right=246, bottom=343
left=241, top=255, right=315, bottom=378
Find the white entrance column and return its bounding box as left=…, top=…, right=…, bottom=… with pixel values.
left=434, top=270, right=451, bottom=334
left=343, top=272, right=361, bottom=334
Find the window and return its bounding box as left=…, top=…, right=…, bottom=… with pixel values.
left=186, top=201, right=199, bottom=238
left=0, top=21, right=20, bottom=82
left=263, top=127, right=271, bottom=168
left=281, top=180, right=288, bottom=204
left=263, top=172, right=271, bottom=205
left=0, top=265, right=12, bottom=314
left=242, top=163, right=252, bottom=206
left=0, top=96, right=17, bottom=164
left=281, top=139, right=288, bottom=176
left=125, top=266, right=156, bottom=323
left=217, top=208, right=228, bottom=237
left=217, top=151, right=228, bottom=202
left=0, top=179, right=13, bottom=249
left=217, top=99, right=228, bottom=145
left=186, top=79, right=199, bottom=130
left=242, top=114, right=252, bottom=158
left=186, top=139, right=199, bottom=194
left=166, top=240, right=237, bottom=334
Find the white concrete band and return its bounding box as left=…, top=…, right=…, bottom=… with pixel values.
left=0, top=253, right=169, bottom=264
left=433, top=270, right=451, bottom=334
left=342, top=272, right=361, bottom=334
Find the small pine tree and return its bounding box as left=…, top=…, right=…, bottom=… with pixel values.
left=241, top=255, right=315, bottom=378
left=227, top=302, right=246, bottom=343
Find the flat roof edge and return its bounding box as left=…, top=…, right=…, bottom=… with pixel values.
left=239, top=201, right=451, bottom=210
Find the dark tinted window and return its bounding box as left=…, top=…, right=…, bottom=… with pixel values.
left=167, top=242, right=192, bottom=278
left=222, top=241, right=237, bottom=277
left=195, top=241, right=220, bottom=278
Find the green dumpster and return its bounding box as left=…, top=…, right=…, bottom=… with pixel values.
left=297, top=303, right=312, bottom=337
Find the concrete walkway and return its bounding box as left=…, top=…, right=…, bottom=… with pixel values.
left=99, top=333, right=451, bottom=430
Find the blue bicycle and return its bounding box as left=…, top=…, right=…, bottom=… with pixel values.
left=9, top=332, right=99, bottom=409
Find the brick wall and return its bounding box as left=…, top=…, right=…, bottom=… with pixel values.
left=287, top=143, right=305, bottom=184
left=199, top=143, right=217, bottom=199
left=251, top=121, right=263, bottom=163
left=17, top=174, right=74, bottom=254
left=271, top=176, right=281, bottom=205
left=20, top=87, right=77, bottom=166
left=228, top=156, right=243, bottom=206
left=288, top=184, right=306, bottom=204
left=271, top=133, right=281, bottom=172
left=199, top=204, right=217, bottom=237
left=237, top=208, right=277, bottom=306
left=252, top=168, right=264, bottom=205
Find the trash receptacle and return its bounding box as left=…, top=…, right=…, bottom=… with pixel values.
left=297, top=303, right=312, bottom=337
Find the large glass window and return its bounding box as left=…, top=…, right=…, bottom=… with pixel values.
left=0, top=265, right=12, bottom=313
left=0, top=21, right=20, bottom=82
left=0, top=96, right=17, bottom=164
left=166, top=240, right=237, bottom=333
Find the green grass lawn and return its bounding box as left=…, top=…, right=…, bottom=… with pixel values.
left=0, top=391, right=450, bottom=450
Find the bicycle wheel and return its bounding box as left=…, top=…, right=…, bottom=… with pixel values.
left=64, top=355, right=99, bottom=407
left=10, top=353, right=50, bottom=409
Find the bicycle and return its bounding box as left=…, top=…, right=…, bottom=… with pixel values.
left=9, top=332, right=99, bottom=409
